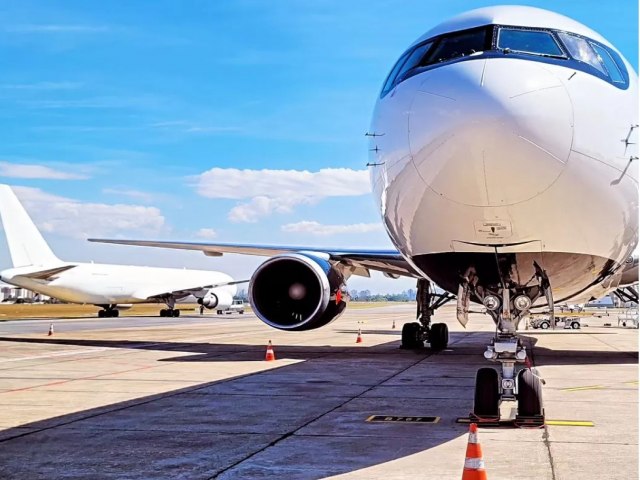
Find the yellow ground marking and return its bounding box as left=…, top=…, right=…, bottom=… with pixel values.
left=546, top=420, right=594, bottom=427
left=562, top=385, right=605, bottom=392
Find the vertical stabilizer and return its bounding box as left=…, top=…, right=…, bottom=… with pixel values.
left=0, top=185, right=61, bottom=267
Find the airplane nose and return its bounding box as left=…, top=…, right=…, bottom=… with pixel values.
left=409, top=59, right=573, bottom=206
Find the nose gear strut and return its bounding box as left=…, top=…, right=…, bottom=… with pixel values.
left=471, top=261, right=549, bottom=427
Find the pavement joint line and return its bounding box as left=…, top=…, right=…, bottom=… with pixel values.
left=0, top=349, right=333, bottom=444
left=588, top=331, right=638, bottom=359
left=0, top=348, right=109, bottom=363
left=209, top=335, right=468, bottom=480
left=2, top=365, right=157, bottom=394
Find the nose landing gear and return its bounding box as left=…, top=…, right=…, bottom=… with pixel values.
left=469, top=265, right=550, bottom=427
left=400, top=279, right=455, bottom=350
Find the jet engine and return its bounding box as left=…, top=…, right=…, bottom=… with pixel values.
left=249, top=253, right=348, bottom=331
left=198, top=289, right=233, bottom=310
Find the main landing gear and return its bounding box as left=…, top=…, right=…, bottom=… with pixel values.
left=159, top=298, right=180, bottom=317
left=466, top=261, right=550, bottom=427
left=401, top=279, right=455, bottom=350
left=97, top=305, right=119, bottom=318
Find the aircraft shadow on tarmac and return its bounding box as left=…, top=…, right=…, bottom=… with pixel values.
left=0, top=334, right=477, bottom=479
left=0, top=333, right=636, bottom=365
left=0, top=332, right=636, bottom=478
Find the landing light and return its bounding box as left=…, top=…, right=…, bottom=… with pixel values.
left=483, top=295, right=500, bottom=311
left=514, top=295, right=532, bottom=311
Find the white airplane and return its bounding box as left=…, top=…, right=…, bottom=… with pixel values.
left=91, top=6, right=638, bottom=424
left=0, top=185, right=242, bottom=318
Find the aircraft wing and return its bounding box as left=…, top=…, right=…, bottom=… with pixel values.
left=133, top=279, right=249, bottom=301
left=88, top=239, right=421, bottom=278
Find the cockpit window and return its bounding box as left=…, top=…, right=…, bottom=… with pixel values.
left=380, top=51, right=410, bottom=96
left=395, top=42, right=433, bottom=83
left=590, top=43, right=625, bottom=83
left=426, top=28, right=489, bottom=64
left=497, top=28, right=564, bottom=58
left=380, top=24, right=629, bottom=98
left=557, top=32, right=606, bottom=74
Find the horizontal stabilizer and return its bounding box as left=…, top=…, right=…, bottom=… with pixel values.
left=18, top=265, right=77, bottom=280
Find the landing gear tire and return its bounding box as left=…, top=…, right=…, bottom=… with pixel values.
left=401, top=322, right=422, bottom=349
left=160, top=309, right=167, bottom=317
left=517, top=369, right=544, bottom=417
left=429, top=323, right=449, bottom=350
left=473, top=367, right=500, bottom=420
left=98, top=310, right=105, bottom=318
left=173, top=309, right=180, bottom=317
left=112, top=310, right=119, bottom=318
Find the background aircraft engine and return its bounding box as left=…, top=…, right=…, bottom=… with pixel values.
left=198, top=289, right=232, bottom=310
left=249, top=253, right=348, bottom=331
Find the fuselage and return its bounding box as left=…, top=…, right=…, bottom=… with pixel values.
left=0, top=263, right=237, bottom=305
left=368, top=6, right=638, bottom=304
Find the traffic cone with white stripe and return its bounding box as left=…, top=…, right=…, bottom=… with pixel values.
left=47, top=323, right=54, bottom=336
left=265, top=340, right=276, bottom=361
left=392, top=319, right=396, bottom=329
left=356, top=328, right=363, bottom=343
left=462, top=423, right=487, bottom=480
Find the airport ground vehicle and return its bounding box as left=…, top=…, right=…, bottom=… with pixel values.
left=617, top=308, right=639, bottom=328
left=217, top=299, right=246, bottom=315
left=530, top=316, right=581, bottom=330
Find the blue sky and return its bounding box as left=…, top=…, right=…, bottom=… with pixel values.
left=0, top=0, right=637, bottom=293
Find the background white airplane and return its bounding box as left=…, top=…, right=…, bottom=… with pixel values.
left=0, top=184, right=242, bottom=317
left=92, top=6, right=637, bottom=424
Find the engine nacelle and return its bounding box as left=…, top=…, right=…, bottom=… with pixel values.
left=198, top=289, right=233, bottom=310
left=249, top=253, right=348, bottom=331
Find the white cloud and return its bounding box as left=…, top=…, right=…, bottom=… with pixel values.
left=195, top=228, right=217, bottom=239
left=13, top=187, right=166, bottom=239
left=281, top=221, right=383, bottom=236
left=0, top=161, right=89, bottom=180
left=193, top=167, right=370, bottom=222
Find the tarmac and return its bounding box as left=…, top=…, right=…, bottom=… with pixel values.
left=0, top=304, right=636, bottom=479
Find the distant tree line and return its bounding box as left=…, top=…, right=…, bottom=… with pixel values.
left=349, top=288, right=416, bottom=302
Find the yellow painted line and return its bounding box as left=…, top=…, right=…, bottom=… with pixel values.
left=562, top=385, right=605, bottom=392
left=546, top=420, right=594, bottom=427
left=625, top=381, right=639, bottom=386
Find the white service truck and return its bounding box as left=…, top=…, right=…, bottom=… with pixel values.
left=216, top=299, right=246, bottom=315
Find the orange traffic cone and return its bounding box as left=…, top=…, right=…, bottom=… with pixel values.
left=356, top=328, right=363, bottom=343
left=462, top=423, right=487, bottom=480
left=265, top=340, right=276, bottom=361
left=48, top=323, right=54, bottom=336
